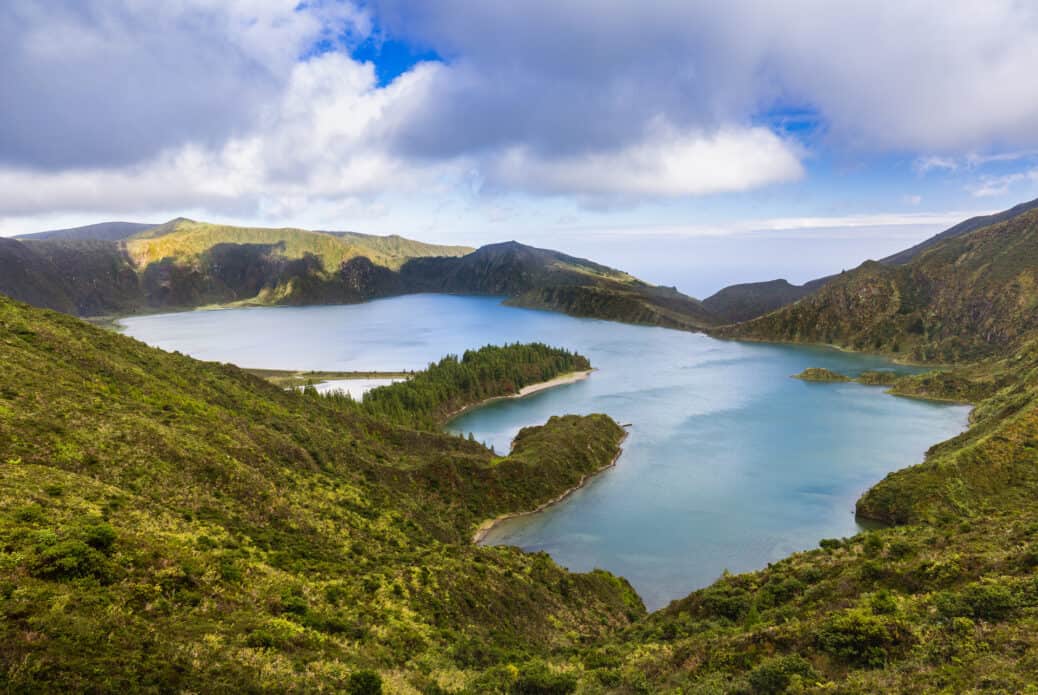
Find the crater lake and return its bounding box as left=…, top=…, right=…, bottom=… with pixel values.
left=120, top=294, right=970, bottom=610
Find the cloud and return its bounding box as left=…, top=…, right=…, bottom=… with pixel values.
left=914, top=157, right=959, bottom=175
left=486, top=126, right=803, bottom=200
left=373, top=1, right=1038, bottom=155
left=0, top=0, right=366, bottom=169
left=549, top=211, right=991, bottom=239
left=0, top=52, right=453, bottom=218
left=967, top=169, right=1038, bottom=197
left=4, top=1, right=1038, bottom=223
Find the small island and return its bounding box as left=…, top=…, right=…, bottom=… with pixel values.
left=793, top=367, right=852, bottom=382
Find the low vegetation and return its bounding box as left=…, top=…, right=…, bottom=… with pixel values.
left=4, top=200, right=1038, bottom=691
left=721, top=208, right=1038, bottom=363
left=0, top=295, right=639, bottom=692
left=794, top=367, right=852, bottom=382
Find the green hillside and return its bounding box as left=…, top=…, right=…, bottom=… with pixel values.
left=7, top=200, right=1038, bottom=692
left=126, top=219, right=473, bottom=271
left=4, top=276, right=1038, bottom=691
left=719, top=208, right=1038, bottom=362
left=0, top=223, right=718, bottom=331
left=702, top=196, right=1038, bottom=324
left=0, top=295, right=640, bottom=692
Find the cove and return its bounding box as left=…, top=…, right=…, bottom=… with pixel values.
left=120, top=294, right=971, bottom=610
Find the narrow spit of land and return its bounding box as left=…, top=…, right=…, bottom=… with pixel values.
left=243, top=368, right=412, bottom=388
left=472, top=430, right=627, bottom=544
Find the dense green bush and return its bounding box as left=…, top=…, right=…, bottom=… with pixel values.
left=935, top=581, right=1018, bottom=621
left=346, top=670, right=382, bottom=695
left=512, top=660, right=577, bottom=694
left=815, top=609, right=915, bottom=667
left=747, top=655, right=818, bottom=694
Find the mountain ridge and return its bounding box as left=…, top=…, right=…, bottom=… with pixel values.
left=717, top=206, right=1038, bottom=362
left=702, top=196, right=1038, bottom=324
left=0, top=219, right=719, bottom=331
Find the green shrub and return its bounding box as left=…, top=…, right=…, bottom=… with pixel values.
left=935, top=581, right=1017, bottom=621
left=29, top=539, right=110, bottom=581
left=700, top=583, right=753, bottom=621
left=869, top=589, right=899, bottom=615
left=747, top=655, right=818, bottom=694
left=82, top=522, right=117, bottom=552
left=346, top=670, right=383, bottom=695
left=512, top=661, right=577, bottom=695
left=862, top=534, right=885, bottom=557
left=759, top=575, right=805, bottom=608
left=245, top=617, right=307, bottom=650
left=816, top=609, right=915, bottom=667
left=13, top=505, right=45, bottom=523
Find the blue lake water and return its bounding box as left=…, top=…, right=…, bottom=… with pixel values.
left=120, top=295, right=970, bottom=610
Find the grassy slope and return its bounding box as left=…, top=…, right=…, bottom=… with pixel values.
left=1, top=219, right=716, bottom=331
left=720, top=209, right=1038, bottom=363
left=127, top=219, right=473, bottom=271
left=0, top=296, right=640, bottom=692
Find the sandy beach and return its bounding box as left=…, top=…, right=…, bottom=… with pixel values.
left=443, top=369, right=594, bottom=422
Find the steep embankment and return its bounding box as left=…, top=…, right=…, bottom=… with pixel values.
left=0, top=220, right=718, bottom=331
left=0, top=296, right=640, bottom=692
left=702, top=196, right=1038, bottom=323
left=719, top=208, right=1038, bottom=362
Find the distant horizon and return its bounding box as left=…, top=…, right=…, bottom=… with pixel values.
left=0, top=207, right=997, bottom=299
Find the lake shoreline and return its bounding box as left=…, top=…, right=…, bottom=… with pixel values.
left=472, top=430, right=628, bottom=545
left=443, top=369, right=594, bottom=423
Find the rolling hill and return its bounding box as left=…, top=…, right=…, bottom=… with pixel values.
left=701, top=277, right=825, bottom=324
left=717, top=207, right=1038, bottom=362
left=0, top=219, right=719, bottom=330
left=0, top=296, right=640, bottom=691
left=702, top=196, right=1038, bottom=324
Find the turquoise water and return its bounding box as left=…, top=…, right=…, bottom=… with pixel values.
left=120, top=295, right=970, bottom=610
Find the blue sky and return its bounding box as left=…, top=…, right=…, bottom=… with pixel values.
left=1, top=1, right=1037, bottom=295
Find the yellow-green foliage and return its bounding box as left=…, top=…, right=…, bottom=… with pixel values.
left=723, top=209, right=1038, bottom=362
left=0, top=295, right=639, bottom=692
left=597, top=513, right=1038, bottom=693
left=126, top=219, right=471, bottom=271
left=334, top=231, right=475, bottom=267
left=794, top=367, right=851, bottom=382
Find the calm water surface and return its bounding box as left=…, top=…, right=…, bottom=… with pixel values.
left=121, top=295, right=970, bottom=610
